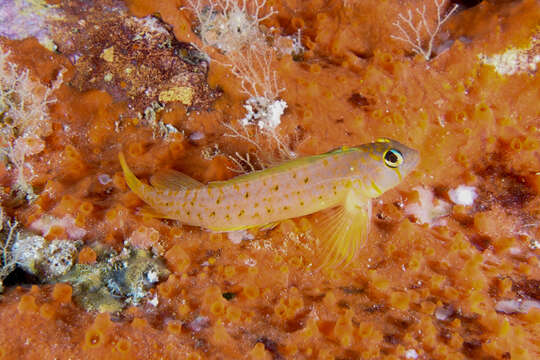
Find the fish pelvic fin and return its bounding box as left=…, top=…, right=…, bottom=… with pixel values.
left=315, top=191, right=371, bottom=269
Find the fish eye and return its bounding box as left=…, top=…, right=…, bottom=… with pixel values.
left=383, top=149, right=403, bottom=168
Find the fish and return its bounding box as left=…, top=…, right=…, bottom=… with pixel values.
left=119, top=138, right=419, bottom=267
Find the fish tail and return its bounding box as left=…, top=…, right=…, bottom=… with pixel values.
left=118, top=152, right=150, bottom=201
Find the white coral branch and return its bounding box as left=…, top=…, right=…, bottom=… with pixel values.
left=185, top=1, right=294, bottom=167
left=228, top=44, right=283, bottom=100
left=227, top=151, right=263, bottom=173
left=0, top=213, right=18, bottom=289
left=186, top=0, right=274, bottom=54
left=391, top=0, right=458, bottom=60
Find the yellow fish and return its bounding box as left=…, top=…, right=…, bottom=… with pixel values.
left=119, top=138, right=419, bottom=267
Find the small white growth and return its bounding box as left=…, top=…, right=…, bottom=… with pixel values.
left=448, top=185, right=477, bottom=206
left=189, top=131, right=205, bottom=141
left=144, top=102, right=182, bottom=140
left=187, top=0, right=274, bottom=54
left=435, top=306, right=453, bottom=320
left=11, top=233, right=46, bottom=274
left=495, top=299, right=521, bottom=314
left=405, top=186, right=451, bottom=226
left=227, top=229, right=254, bottom=244
left=240, top=97, right=287, bottom=131
left=495, top=299, right=540, bottom=314
left=130, top=16, right=169, bottom=38
left=518, top=300, right=540, bottom=313
left=405, top=349, right=418, bottom=359
left=479, top=37, right=539, bottom=75
left=148, top=293, right=159, bottom=307
left=98, top=173, right=112, bottom=185
left=12, top=232, right=79, bottom=279
left=275, top=30, right=304, bottom=57
left=189, top=316, right=209, bottom=332
left=146, top=268, right=159, bottom=283
left=43, top=239, right=79, bottom=278
left=30, top=215, right=87, bottom=240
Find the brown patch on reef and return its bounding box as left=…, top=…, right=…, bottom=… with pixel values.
left=512, top=278, right=540, bottom=300
left=470, top=150, right=539, bottom=243
left=347, top=92, right=371, bottom=107
left=475, top=161, right=535, bottom=211
left=50, top=0, right=219, bottom=114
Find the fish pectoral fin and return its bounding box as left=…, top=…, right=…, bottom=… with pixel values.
left=314, top=196, right=371, bottom=269
left=150, top=169, right=203, bottom=190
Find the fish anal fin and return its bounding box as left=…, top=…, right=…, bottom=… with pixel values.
left=150, top=169, right=202, bottom=190
left=207, top=221, right=279, bottom=233
left=138, top=205, right=176, bottom=220
left=314, top=192, right=371, bottom=269
left=245, top=221, right=279, bottom=232
left=207, top=224, right=252, bottom=232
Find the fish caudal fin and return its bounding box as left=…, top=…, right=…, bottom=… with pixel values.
left=118, top=152, right=159, bottom=208
left=119, top=152, right=187, bottom=220
left=119, top=152, right=145, bottom=195
left=315, top=192, right=371, bottom=269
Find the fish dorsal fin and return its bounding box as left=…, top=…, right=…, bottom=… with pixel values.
left=150, top=169, right=203, bottom=190
left=314, top=191, right=371, bottom=269
left=324, top=145, right=355, bottom=155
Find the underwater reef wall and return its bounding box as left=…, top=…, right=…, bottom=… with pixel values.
left=0, top=0, right=539, bottom=359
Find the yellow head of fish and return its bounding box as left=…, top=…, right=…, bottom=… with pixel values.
left=316, top=138, right=419, bottom=268
left=348, top=138, right=419, bottom=197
